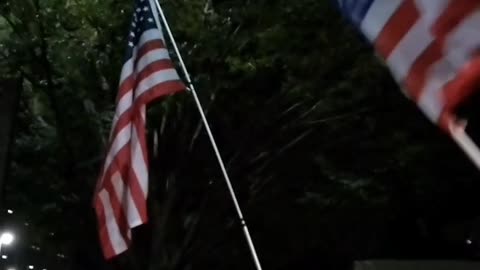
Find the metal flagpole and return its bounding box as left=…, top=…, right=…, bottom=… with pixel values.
left=151, top=1, right=264, bottom=270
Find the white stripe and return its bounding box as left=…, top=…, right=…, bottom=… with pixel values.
left=443, top=10, right=480, bottom=71
left=417, top=60, right=455, bottom=122
left=119, top=29, right=165, bottom=84
left=386, top=19, right=432, bottom=82
left=110, top=91, right=133, bottom=140
left=131, top=118, right=149, bottom=198
left=414, top=0, right=450, bottom=26
left=120, top=53, right=136, bottom=86
left=98, top=189, right=129, bottom=255
left=138, top=29, right=164, bottom=47
left=417, top=8, right=480, bottom=122
left=102, top=124, right=131, bottom=178
left=110, top=48, right=177, bottom=151
left=114, top=47, right=171, bottom=136
left=114, top=70, right=179, bottom=118
left=136, top=48, right=170, bottom=73
left=360, top=0, right=403, bottom=42
left=111, top=171, right=143, bottom=228
left=135, top=69, right=180, bottom=99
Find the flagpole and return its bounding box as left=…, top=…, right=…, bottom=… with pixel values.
left=449, top=121, right=480, bottom=171
left=151, top=2, right=264, bottom=270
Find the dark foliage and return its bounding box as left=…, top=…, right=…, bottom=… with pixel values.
left=0, top=1, right=479, bottom=269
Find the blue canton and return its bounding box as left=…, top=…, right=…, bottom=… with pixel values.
left=337, top=0, right=375, bottom=27
left=125, top=0, right=158, bottom=59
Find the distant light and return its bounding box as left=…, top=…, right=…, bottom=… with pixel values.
left=7, top=209, right=13, bottom=214
left=0, top=232, right=14, bottom=245
left=7, top=268, right=16, bottom=270
left=1, top=255, right=7, bottom=259
left=467, top=239, right=473, bottom=245
left=28, top=266, right=34, bottom=270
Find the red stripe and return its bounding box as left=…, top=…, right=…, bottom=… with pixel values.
left=102, top=113, right=149, bottom=224
left=101, top=146, right=133, bottom=237
left=130, top=115, right=149, bottom=223
left=404, top=42, right=442, bottom=100
left=101, top=129, right=148, bottom=227
left=102, top=142, right=131, bottom=194
left=136, top=60, right=175, bottom=85
left=126, top=169, right=148, bottom=223
left=95, top=122, right=133, bottom=196
left=111, top=61, right=179, bottom=140
left=95, top=31, right=184, bottom=258
left=443, top=55, right=480, bottom=120
left=95, top=183, right=131, bottom=258
left=127, top=116, right=149, bottom=223
left=406, top=1, right=479, bottom=102
left=95, top=186, right=130, bottom=245
left=95, top=199, right=116, bottom=259
left=99, top=116, right=154, bottom=228
left=112, top=67, right=186, bottom=142
left=121, top=83, right=185, bottom=225
left=375, top=0, right=419, bottom=58
left=117, top=75, right=135, bottom=103
left=102, top=123, right=131, bottom=191
left=94, top=167, right=106, bottom=198
left=116, top=41, right=167, bottom=101
left=432, top=0, right=480, bottom=37
left=133, top=111, right=149, bottom=168
left=98, top=130, right=149, bottom=232
left=136, top=39, right=166, bottom=64
left=110, top=111, right=133, bottom=150
left=134, top=80, right=186, bottom=107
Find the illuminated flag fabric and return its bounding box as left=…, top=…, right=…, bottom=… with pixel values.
left=338, top=0, right=480, bottom=130
left=94, top=0, right=185, bottom=259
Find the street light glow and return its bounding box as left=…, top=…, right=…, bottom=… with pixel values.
left=7, top=268, right=16, bottom=270
left=7, top=209, right=13, bottom=214
left=1, top=254, right=7, bottom=259
left=0, top=232, right=14, bottom=245
left=28, top=266, right=34, bottom=270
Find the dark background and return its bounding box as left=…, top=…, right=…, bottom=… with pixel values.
left=0, top=0, right=480, bottom=269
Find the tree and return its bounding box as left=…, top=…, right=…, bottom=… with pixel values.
left=0, top=78, right=21, bottom=205
left=1, top=1, right=480, bottom=270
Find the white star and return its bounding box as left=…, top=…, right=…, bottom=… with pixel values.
left=148, top=18, right=154, bottom=23
left=140, top=16, right=144, bottom=21
left=136, top=8, right=141, bottom=12
left=130, top=32, right=135, bottom=37
left=132, top=22, right=136, bottom=27
left=143, top=6, right=149, bottom=11
left=128, top=42, right=134, bottom=47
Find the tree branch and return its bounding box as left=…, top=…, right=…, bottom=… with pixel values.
left=32, top=0, right=77, bottom=175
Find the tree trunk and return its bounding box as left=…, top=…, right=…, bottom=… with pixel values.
left=0, top=78, right=22, bottom=207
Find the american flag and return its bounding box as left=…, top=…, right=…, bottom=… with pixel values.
left=94, top=0, right=185, bottom=259
left=339, top=0, right=480, bottom=131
